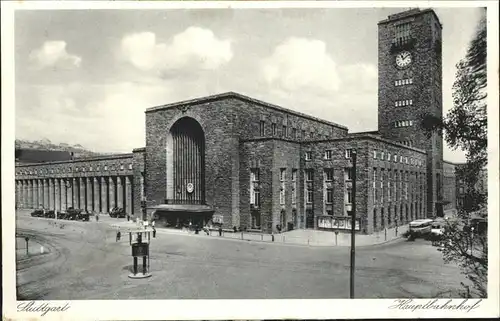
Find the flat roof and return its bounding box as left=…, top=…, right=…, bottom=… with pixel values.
left=303, top=134, right=427, bottom=154
left=15, top=153, right=134, bottom=167
left=378, top=8, right=442, bottom=27
left=146, top=92, right=348, bottom=131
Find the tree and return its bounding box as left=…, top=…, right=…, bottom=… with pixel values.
left=420, top=9, right=488, bottom=298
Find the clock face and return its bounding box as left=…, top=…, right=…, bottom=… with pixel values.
left=395, top=51, right=412, bottom=69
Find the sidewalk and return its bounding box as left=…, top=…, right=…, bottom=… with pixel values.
left=151, top=225, right=408, bottom=247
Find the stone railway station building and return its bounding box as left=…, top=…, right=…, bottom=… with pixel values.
left=15, top=8, right=461, bottom=234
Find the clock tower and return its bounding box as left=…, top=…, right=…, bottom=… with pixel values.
left=377, top=8, right=444, bottom=217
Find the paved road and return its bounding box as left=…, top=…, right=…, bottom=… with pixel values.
left=15, top=211, right=466, bottom=300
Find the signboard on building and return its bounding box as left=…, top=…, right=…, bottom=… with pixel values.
left=318, top=216, right=361, bottom=231
left=212, top=214, right=223, bottom=224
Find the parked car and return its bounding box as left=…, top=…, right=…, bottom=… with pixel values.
left=109, top=207, right=126, bottom=218
left=44, top=210, right=55, bottom=219
left=431, top=218, right=445, bottom=236
left=407, top=219, right=433, bottom=239
left=63, top=207, right=81, bottom=220
left=30, top=209, right=45, bottom=217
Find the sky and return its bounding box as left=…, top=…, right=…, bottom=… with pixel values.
left=14, top=6, right=484, bottom=162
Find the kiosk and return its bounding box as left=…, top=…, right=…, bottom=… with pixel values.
left=113, top=221, right=154, bottom=279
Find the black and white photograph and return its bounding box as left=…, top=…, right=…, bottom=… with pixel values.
left=2, top=1, right=499, bottom=320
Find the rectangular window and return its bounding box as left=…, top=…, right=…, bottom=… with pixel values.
left=250, top=168, right=260, bottom=206
left=280, top=188, right=285, bottom=205
left=381, top=169, right=385, bottom=203
left=394, top=22, right=412, bottom=43
left=345, top=167, right=353, bottom=180
left=381, top=152, right=385, bottom=159
left=282, top=125, right=287, bottom=137
left=251, top=211, right=261, bottom=229
left=292, top=128, right=297, bottom=139
left=251, top=168, right=260, bottom=182
left=280, top=168, right=286, bottom=205
left=393, top=172, right=397, bottom=201
left=373, top=168, right=377, bottom=202
left=301, top=129, right=306, bottom=139
left=272, top=123, right=277, bottom=136
left=347, top=188, right=353, bottom=204
left=259, top=120, right=265, bottom=136
left=307, top=189, right=314, bottom=203
left=324, top=150, right=332, bottom=160
left=326, top=188, right=333, bottom=204
left=254, top=190, right=260, bottom=207
left=387, top=170, right=392, bottom=202
left=373, top=150, right=377, bottom=159
left=345, top=149, right=353, bottom=159
left=280, top=168, right=286, bottom=182
left=292, top=169, right=297, bottom=204
left=306, top=169, right=314, bottom=182
left=325, top=168, right=334, bottom=181
left=387, top=153, right=391, bottom=161
left=305, top=151, right=312, bottom=161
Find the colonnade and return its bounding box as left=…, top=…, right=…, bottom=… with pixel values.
left=15, top=175, right=136, bottom=215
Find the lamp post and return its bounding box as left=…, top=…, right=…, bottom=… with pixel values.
left=350, top=150, right=357, bottom=299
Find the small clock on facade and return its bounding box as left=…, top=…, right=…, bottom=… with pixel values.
left=395, top=51, right=413, bottom=69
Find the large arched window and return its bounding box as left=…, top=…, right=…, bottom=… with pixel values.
left=167, top=117, right=205, bottom=204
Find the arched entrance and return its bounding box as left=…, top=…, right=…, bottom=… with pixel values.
left=157, top=117, right=211, bottom=228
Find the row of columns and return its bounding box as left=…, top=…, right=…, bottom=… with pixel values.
left=15, top=176, right=135, bottom=215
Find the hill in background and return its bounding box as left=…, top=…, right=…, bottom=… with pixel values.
left=15, top=138, right=115, bottom=158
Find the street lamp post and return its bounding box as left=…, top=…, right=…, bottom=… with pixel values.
left=350, top=150, right=357, bottom=299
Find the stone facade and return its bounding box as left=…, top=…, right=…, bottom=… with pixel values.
left=15, top=153, right=142, bottom=217
left=378, top=8, right=444, bottom=217
left=14, top=8, right=462, bottom=234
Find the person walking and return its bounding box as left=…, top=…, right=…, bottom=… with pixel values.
left=96, top=213, right=99, bottom=222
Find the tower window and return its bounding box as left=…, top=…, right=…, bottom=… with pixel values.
left=324, top=150, right=332, bottom=160
left=305, top=151, right=312, bottom=161
left=282, top=125, right=287, bottom=137
left=345, top=149, right=354, bottom=159
left=373, top=151, right=377, bottom=159
left=272, top=123, right=277, bottom=136
left=395, top=100, right=413, bottom=107
left=393, top=22, right=412, bottom=44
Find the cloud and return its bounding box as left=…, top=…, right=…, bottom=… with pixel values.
left=15, top=78, right=201, bottom=153
left=29, top=41, right=82, bottom=70
left=120, top=27, right=233, bottom=73
left=338, top=63, right=377, bottom=92
left=261, top=37, right=341, bottom=92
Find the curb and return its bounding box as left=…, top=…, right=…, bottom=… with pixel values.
left=152, top=227, right=407, bottom=248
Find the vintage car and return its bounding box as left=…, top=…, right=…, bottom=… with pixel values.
left=407, top=219, right=434, bottom=239
left=44, top=210, right=56, bottom=219
left=78, top=211, right=90, bottom=221
left=109, top=207, right=126, bottom=218
left=30, top=209, right=45, bottom=217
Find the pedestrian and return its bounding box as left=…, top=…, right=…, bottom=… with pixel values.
left=189, top=220, right=192, bottom=232
left=152, top=219, right=155, bottom=228
left=218, top=225, right=223, bottom=237
left=96, top=213, right=99, bottom=222
left=127, top=214, right=130, bottom=222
